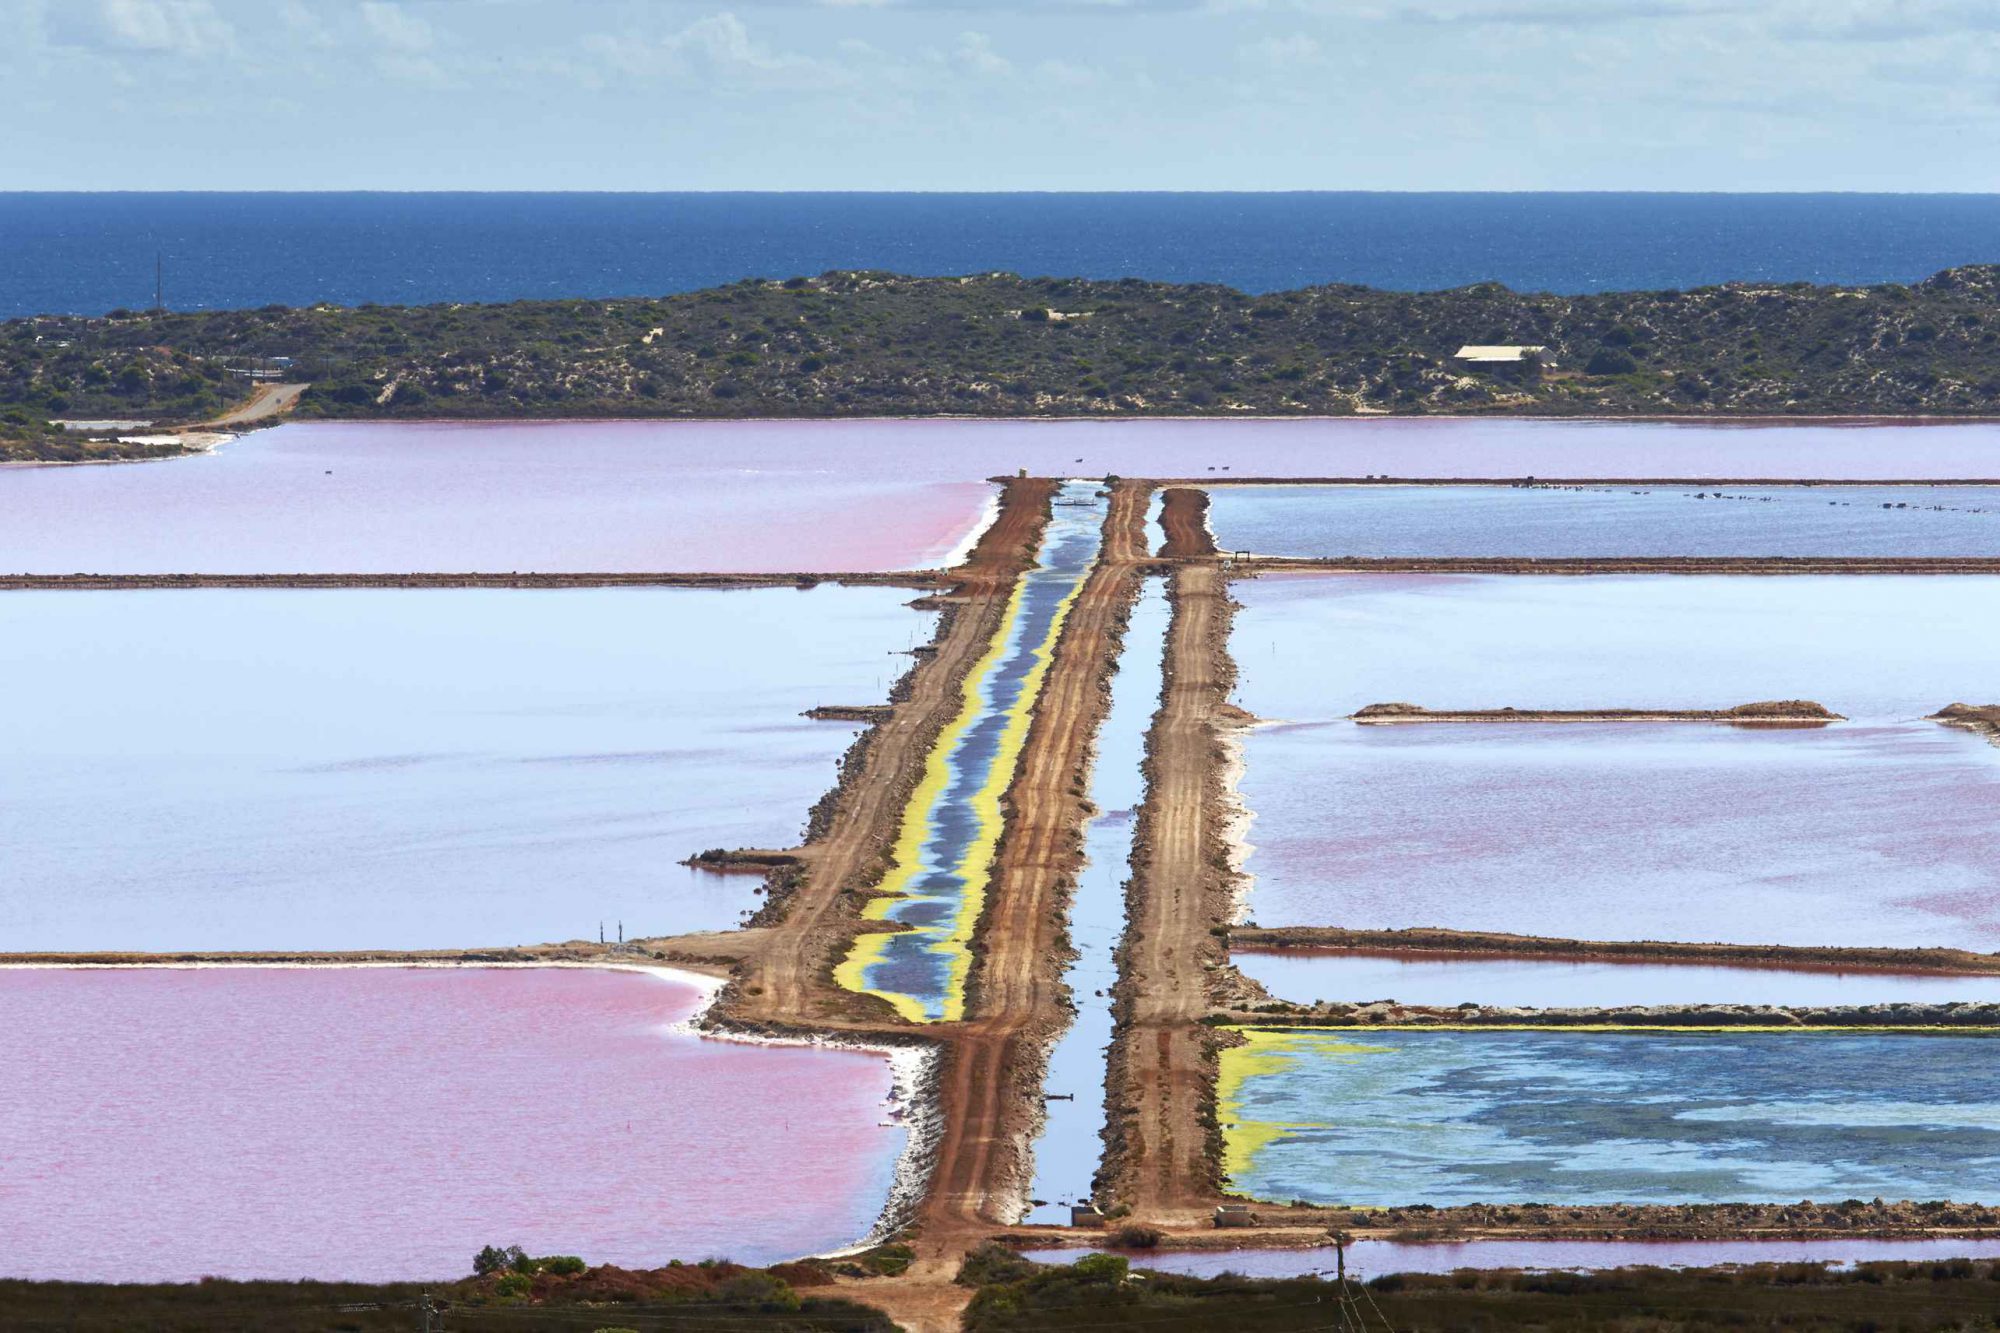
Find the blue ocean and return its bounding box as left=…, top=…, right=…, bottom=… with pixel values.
left=4, top=192, right=2000, bottom=318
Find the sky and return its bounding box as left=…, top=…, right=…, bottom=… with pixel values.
left=4, top=0, right=2000, bottom=191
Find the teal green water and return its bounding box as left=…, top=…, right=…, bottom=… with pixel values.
left=1227, top=1030, right=2000, bottom=1208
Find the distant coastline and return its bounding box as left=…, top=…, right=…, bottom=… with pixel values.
left=13, top=265, right=2000, bottom=458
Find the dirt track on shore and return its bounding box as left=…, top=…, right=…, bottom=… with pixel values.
left=1228, top=926, right=2000, bottom=974
left=1157, top=487, right=1217, bottom=559
left=1103, top=562, right=1240, bottom=1223
left=1349, top=701, right=1842, bottom=724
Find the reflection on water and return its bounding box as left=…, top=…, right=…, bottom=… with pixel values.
left=1221, top=1028, right=2000, bottom=1208
left=1235, top=950, right=2000, bottom=1009
left=1022, top=579, right=1169, bottom=1224
left=0, top=587, right=929, bottom=951
left=0, top=967, right=902, bottom=1280
left=1208, top=484, right=2000, bottom=558
left=1023, top=1237, right=2000, bottom=1280
left=838, top=483, right=1108, bottom=1023
left=1237, top=723, right=2000, bottom=949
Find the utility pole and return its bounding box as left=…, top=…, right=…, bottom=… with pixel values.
left=154, top=252, right=164, bottom=315
left=420, top=1285, right=433, bottom=1333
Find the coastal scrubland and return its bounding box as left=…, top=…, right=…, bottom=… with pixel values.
left=962, top=1249, right=2000, bottom=1332
left=0, top=1255, right=899, bottom=1332
left=12, top=268, right=2000, bottom=459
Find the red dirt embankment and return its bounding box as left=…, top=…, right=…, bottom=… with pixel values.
left=696, top=476, right=1062, bottom=1035
left=1934, top=703, right=2000, bottom=745
left=1102, top=562, right=1240, bottom=1224
left=1228, top=927, right=2000, bottom=974
left=1350, top=700, right=1842, bottom=724
left=920, top=480, right=1151, bottom=1232
left=1157, top=487, right=1218, bottom=559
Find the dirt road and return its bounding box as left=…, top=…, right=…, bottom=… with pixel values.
left=183, top=382, right=307, bottom=430
left=709, top=478, right=1060, bottom=1035
left=1157, top=487, right=1217, bottom=559
left=918, top=481, right=1151, bottom=1232
left=1104, top=561, right=1239, bottom=1222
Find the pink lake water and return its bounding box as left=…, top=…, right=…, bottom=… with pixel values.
left=1230, top=576, right=2000, bottom=947
left=1025, top=1238, right=2000, bottom=1280
left=1237, top=722, right=2000, bottom=948
left=9, top=418, right=2000, bottom=573
left=1234, top=950, right=2000, bottom=1009
left=0, top=967, right=905, bottom=1281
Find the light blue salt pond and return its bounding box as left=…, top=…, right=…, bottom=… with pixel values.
left=1234, top=950, right=2000, bottom=1010
left=0, top=586, right=930, bottom=951
left=1022, top=578, right=1169, bottom=1225
left=1205, top=484, right=2000, bottom=558
left=1227, top=1029, right=2000, bottom=1208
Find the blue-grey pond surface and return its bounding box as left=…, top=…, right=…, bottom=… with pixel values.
left=1234, top=951, right=2000, bottom=1010
left=0, top=586, right=930, bottom=951
left=1022, top=578, right=1169, bottom=1225
left=1206, top=484, right=2000, bottom=558
left=1222, top=1030, right=2000, bottom=1209
left=1229, top=575, right=2000, bottom=947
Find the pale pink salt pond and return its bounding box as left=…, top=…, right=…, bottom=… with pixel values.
left=9, top=417, right=2000, bottom=573
left=0, top=967, right=907, bottom=1281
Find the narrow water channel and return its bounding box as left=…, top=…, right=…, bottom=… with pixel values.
left=1021, top=578, right=1170, bottom=1224
left=837, top=481, right=1110, bottom=1022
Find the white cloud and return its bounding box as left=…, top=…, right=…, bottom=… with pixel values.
left=51, top=0, right=236, bottom=57
left=954, top=30, right=1013, bottom=75
left=360, top=1, right=435, bottom=53
left=1240, top=31, right=1321, bottom=67
left=582, top=12, right=859, bottom=91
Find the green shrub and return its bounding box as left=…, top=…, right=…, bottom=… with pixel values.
left=714, top=1272, right=799, bottom=1311
left=1071, top=1254, right=1129, bottom=1283
left=1110, top=1224, right=1162, bottom=1250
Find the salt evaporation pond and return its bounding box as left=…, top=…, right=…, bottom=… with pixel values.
left=0, top=586, right=929, bottom=951
left=1220, top=1029, right=2000, bottom=1209
left=1230, top=574, right=2000, bottom=724
left=0, top=967, right=904, bottom=1281
left=1235, top=951, right=2000, bottom=1009
left=1022, top=579, right=1169, bottom=1225
left=10, top=417, right=2000, bottom=573
left=1025, top=1237, right=2000, bottom=1280
left=839, top=482, right=1107, bottom=1022
left=1229, top=575, right=2000, bottom=947
left=1237, top=723, right=2000, bottom=948
left=1205, top=484, right=2000, bottom=558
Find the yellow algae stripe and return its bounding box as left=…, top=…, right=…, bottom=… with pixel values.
left=1216, top=1029, right=1389, bottom=1183
left=832, top=578, right=1025, bottom=1022
left=932, top=562, right=1091, bottom=1020
left=835, top=544, right=1093, bottom=1025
